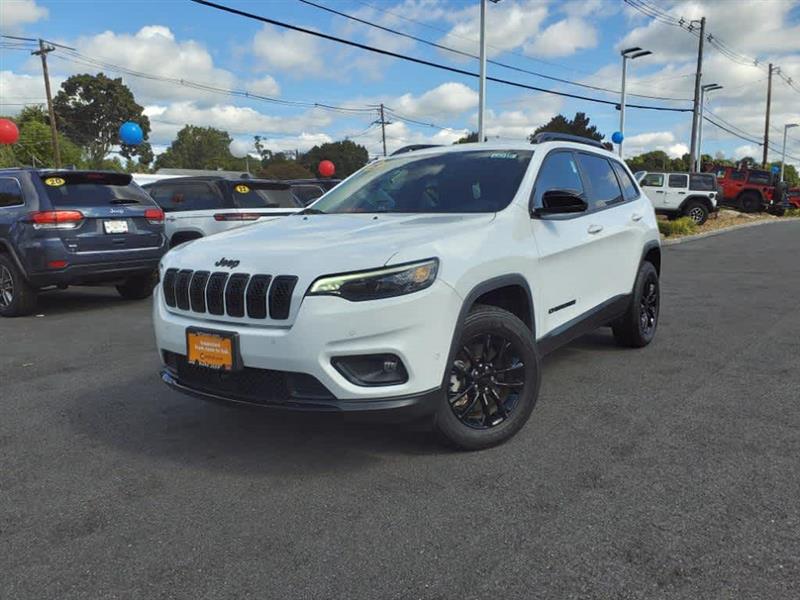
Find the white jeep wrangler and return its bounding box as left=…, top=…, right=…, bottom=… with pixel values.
left=153, top=134, right=661, bottom=449
left=637, top=171, right=718, bottom=224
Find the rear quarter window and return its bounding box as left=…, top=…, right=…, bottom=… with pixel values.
left=689, top=174, right=716, bottom=191
left=0, top=178, right=24, bottom=207
left=668, top=174, right=689, bottom=188
left=610, top=161, right=640, bottom=201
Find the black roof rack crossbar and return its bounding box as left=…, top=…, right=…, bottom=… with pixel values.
left=531, top=132, right=605, bottom=149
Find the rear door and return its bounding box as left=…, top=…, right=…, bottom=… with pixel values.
left=37, top=172, right=164, bottom=253
left=640, top=173, right=666, bottom=209
left=666, top=173, right=689, bottom=207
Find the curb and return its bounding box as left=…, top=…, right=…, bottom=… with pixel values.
left=661, top=217, right=800, bottom=246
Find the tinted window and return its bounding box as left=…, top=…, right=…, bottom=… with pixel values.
left=730, top=171, right=746, bottom=181
left=532, top=151, right=584, bottom=207
left=41, top=172, right=153, bottom=208
left=611, top=161, right=640, bottom=201
left=313, top=150, right=533, bottom=214
left=230, top=182, right=300, bottom=209
left=147, top=182, right=221, bottom=212
left=0, top=178, right=23, bottom=207
left=291, top=184, right=325, bottom=206
left=748, top=171, right=770, bottom=185
left=641, top=173, right=664, bottom=187
left=668, top=174, right=688, bottom=188
left=689, top=174, right=716, bottom=191
left=576, top=153, right=624, bottom=209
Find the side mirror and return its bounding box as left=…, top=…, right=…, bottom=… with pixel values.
left=533, top=189, right=588, bottom=216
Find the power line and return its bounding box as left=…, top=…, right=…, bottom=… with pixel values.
left=191, top=0, right=692, bottom=113
left=299, top=0, right=691, bottom=103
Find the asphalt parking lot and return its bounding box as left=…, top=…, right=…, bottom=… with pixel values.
left=2, top=222, right=799, bottom=599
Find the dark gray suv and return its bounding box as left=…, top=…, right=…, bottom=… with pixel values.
left=0, top=169, right=167, bottom=317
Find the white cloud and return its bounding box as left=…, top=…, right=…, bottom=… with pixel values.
left=524, top=18, right=598, bottom=58
left=735, top=144, right=759, bottom=159
left=623, top=131, right=690, bottom=158
left=73, top=26, right=238, bottom=104
left=239, top=132, right=334, bottom=155
left=391, top=83, right=478, bottom=118
left=245, top=76, right=281, bottom=98
left=252, top=25, right=325, bottom=77
left=0, top=0, right=48, bottom=31
left=0, top=70, right=56, bottom=114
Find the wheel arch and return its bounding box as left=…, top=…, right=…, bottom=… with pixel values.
left=0, top=239, right=28, bottom=279
left=679, top=195, right=714, bottom=213
left=641, top=240, right=661, bottom=276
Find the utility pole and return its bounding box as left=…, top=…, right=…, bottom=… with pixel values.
left=762, top=63, right=774, bottom=168
left=477, top=0, right=488, bottom=143
left=688, top=16, right=706, bottom=173
left=378, top=103, right=388, bottom=157
left=32, top=39, right=61, bottom=168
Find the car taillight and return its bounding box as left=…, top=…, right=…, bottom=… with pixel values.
left=213, top=213, right=262, bottom=221
left=144, top=208, right=165, bottom=223
left=30, top=210, right=84, bottom=230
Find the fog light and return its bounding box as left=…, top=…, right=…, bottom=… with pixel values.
left=332, top=354, right=408, bottom=386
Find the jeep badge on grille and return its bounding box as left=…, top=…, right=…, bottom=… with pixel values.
left=215, top=258, right=240, bottom=268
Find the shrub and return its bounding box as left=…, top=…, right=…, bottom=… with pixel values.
left=785, top=208, right=800, bottom=218
left=658, top=217, right=698, bottom=237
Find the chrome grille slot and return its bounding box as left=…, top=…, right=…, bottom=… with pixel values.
left=246, top=275, right=271, bottom=319
left=175, top=269, right=193, bottom=310
left=162, top=268, right=178, bottom=307
left=189, top=271, right=210, bottom=313
left=269, top=275, right=298, bottom=320
left=225, top=273, right=250, bottom=318
left=206, top=272, right=229, bottom=315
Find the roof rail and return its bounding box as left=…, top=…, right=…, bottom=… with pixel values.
left=531, top=132, right=605, bottom=149
left=390, top=144, right=441, bottom=156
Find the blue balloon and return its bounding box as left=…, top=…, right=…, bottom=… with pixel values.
left=119, top=121, right=143, bottom=145
left=771, top=165, right=780, bottom=174
left=611, top=131, right=624, bottom=144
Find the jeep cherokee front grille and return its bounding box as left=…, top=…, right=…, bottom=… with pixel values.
left=162, top=268, right=296, bottom=320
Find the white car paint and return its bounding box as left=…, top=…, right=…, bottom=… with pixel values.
left=153, top=141, right=660, bottom=402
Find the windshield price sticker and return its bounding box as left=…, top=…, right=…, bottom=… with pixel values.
left=234, top=184, right=250, bottom=194
left=44, top=177, right=65, bottom=187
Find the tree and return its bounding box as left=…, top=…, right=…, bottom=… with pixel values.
left=261, top=161, right=314, bottom=180
left=625, top=150, right=671, bottom=173
left=155, top=125, right=246, bottom=171
left=454, top=131, right=479, bottom=144
left=529, top=112, right=604, bottom=143
left=0, top=108, right=82, bottom=168
left=300, top=140, right=368, bottom=178
left=53, top=73, right=151, bottom=167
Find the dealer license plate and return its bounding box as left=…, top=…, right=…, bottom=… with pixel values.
left=186, top=329, right=239, bottom=371
left=104, top=220, right=129, bottom=234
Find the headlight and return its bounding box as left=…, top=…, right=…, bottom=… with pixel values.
left=307, top=258, right=438, bottom=301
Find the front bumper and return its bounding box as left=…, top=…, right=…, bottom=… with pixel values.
left=153, top=278, right=462, bottom=405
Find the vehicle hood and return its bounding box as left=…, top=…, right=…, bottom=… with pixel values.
left=164, top=212, right=495, bottom=276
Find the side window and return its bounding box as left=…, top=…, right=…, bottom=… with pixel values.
left=531, top=151, right=584, bottom=208
left=611, top=161, right=640, bottom=201
left=748, top=171, right=770, bottom=185
left=148, top=182, right=220, bottom=212
left=575, top=153, right=624, bottom=209
left=641, top=173, right=664, bottom=187
left=689, top=174, right=716, bottom=191
left=0, top=178, right=24, bottom=208
left=730, top=171, right=746, bottom=181
left=668, top=174, right=689, bottom=188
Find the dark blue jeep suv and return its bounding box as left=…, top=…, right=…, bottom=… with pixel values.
left=0, top=169, right=167, bottom=317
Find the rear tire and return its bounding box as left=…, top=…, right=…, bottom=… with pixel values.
left=740, top=192, right=762, bottom=213
left=683, top=200, right=709, bottom=225
left=612, top=261, right=660, bottom=348
left=435, top=305, right=540, bottom=451
left=0, top=254, right=38, bottom=317
left=116, top=272, right=157, bottom=300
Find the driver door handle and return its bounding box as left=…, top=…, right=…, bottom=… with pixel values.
left=631, top=213, right=643, bottom=222
left=587, top=224, right=603, bottom=235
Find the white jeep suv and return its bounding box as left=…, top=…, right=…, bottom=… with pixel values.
left=153, top=134, right=661, bottom=449
left=637, top=171, right=718, bottom=224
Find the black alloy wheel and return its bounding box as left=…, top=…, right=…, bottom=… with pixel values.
left=612, top=261, right=660, bottom=348
left=639, top=273, right=659, bottom=339
left=0, top=264, right=13, bottom=309
left=448, top=333, right=526, bottom=429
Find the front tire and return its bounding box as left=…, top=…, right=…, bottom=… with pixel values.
left=740, top=192, right=761, bottom=213
left=683, top=200, right=709, bottom=225
left=612, top=261, right=660, bottom=348
left=435, top=305, right=540, bottom=450
left=0, top=255, right=38, bottom=317
left=116, top=272, right=157, bottom=300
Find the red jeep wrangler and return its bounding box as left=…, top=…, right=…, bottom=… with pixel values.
left=712, top=165, right=800, bottom=212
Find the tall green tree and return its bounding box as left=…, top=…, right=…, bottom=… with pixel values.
left=53, top=72, right=151, bottom=167
left=300, top=140, right=368, bottom=178
left=454, top=131, right=480, bottom=144
left=529, top=112, right=605, bottom=143
left=0, top=108, right=82, bottom=168
left=155, top=125, right=246, bottom=171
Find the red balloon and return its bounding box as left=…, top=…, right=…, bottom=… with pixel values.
left=0, top=119, right=20, bottom=145
left=318, top=160, right=335, bottom=178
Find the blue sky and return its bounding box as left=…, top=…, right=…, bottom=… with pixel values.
left=2, top=0, right=799, bottom=166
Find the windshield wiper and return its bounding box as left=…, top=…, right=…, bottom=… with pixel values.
left=297, top=207, right=326, bottom=215
left=110, top=199, right=141, bottom=204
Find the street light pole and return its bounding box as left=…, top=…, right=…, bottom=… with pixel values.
left=618, top=47, right=652, bottom=157
left=781, top=123, right=798, bottom=182
left=477, top=0, right=488, bottom=143
left=697, top=83, right=722, bottom=172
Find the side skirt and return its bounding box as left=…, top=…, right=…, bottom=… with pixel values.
left=537, top=294, right=630, bottom=356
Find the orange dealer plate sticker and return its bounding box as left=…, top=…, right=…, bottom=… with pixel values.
left=186, top=330, right=236, bottom=370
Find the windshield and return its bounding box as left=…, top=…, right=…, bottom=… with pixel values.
left=231, top=182, right=300, bottom=209
left=310, top=150, right=534, bottom=214
left=40, top=172, right=153, bottom=207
